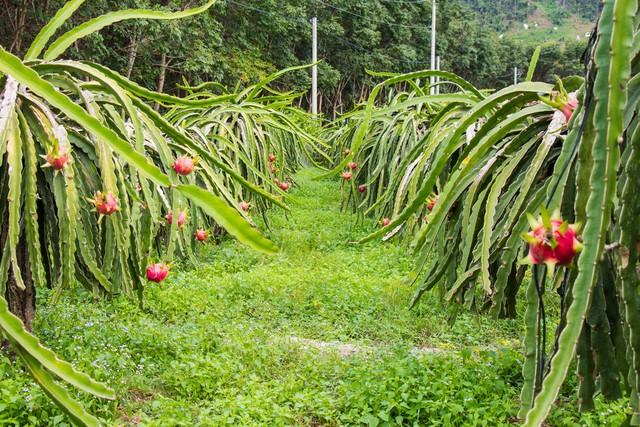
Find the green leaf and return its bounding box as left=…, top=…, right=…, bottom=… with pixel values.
left=85, top=62, right=236, bottom=107
left=14, top=347, right=102, bottom=427
left=0, top=46, right=171, bottom=187
left=43, top=0, right=216, bottom=60
left=5, top=110, right=24, bottom=290
left=526, top=46, right=541, bottom=82
left=24, top=0, right=86, bottom=61
left=0, top=296, right=116, bottom=400
left=176, top=184, right=278, bottom=254
left=133, top=98, right=288, bottom=209
left=17, top=111, right=47, bottom=287
left=356, top=84, right=552, bottom=244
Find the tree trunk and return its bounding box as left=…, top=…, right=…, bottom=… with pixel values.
left=125, top=36, right=139, bottom=79
left=154, top=52, right=168, bottom=111
left=5, top=241, right=36, bottom=331
left=0, top=212, right=36, bottom=331
left=9, top=0, right=29, bottom=54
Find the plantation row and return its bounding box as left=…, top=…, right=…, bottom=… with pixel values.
left=327, top=1, right=640, bottom=425
left=0, top=1, right=331, bottom=425
left=1, top=0, right=639, bottom=426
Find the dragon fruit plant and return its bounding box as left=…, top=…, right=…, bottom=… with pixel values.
left=328, top=2, right=640, bottom=424
left=0, top=1, right=292, bottom=423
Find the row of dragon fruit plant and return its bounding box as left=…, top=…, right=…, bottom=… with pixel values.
left=328, top=1, right=640, bottom=425
left=0, top=1, right=322, bottom=425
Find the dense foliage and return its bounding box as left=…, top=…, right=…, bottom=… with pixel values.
left=1, top=0, right=595, bottom=116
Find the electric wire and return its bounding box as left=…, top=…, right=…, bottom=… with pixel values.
left=226, top=0, right=434, bottom=69
left=312, top=0, right=432, bottom=30
left=379, top=0, right=430, bottom=3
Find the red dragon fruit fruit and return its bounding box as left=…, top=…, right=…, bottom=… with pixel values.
left=173, top=156, right=196, bottom=176
left=561, top=98, right=578, bottom=122
left=146, top=263, right=169, bottom=283
left=521, top=209, right=582, bottom=273
left=539, top=78, right=578, bottom=124
left=91, top=192, right=119, bottom=216
left=341, top=171, right=353, bottom=181
left=44, top=147, right=70, bottom=171
left=358, top=185, right=366, bottom=193
left=166, top=210, right=187, bottom=228
left=194, top=229, right=209, bottom=242
left=239, top=201, right=250, bottom=212
left=426, top=195, right=438, bottom=212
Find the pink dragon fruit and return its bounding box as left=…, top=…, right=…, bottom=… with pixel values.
left=521, top=209, right=583, bottom=273
left=146, top=263, right=169, bottom=283
left=173, top=156, right=196, bottom=176
left=44, top=147, right=70, bottom=171
left=194, top=229, right=209, bottom=242
left=92, top=192, right=119, bottom=216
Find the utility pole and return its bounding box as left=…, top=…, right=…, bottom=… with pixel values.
left=430, top=0, right=436, bottom=95
left=435, top=56, right=441, bottom=95
left=514, top=66, right=518, bottom=85
left=311, top=17, right=318, bottom=116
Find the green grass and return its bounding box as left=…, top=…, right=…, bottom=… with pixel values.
left=0, top=170, right=628, bottom=426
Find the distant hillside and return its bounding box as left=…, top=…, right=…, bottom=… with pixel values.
left=455, top=0, right=600, bottom=41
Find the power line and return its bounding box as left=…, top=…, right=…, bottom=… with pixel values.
left=312, top=0, right=431, bottom=30
left=331, top=33, right=432, bottom=68
left=379, top=0, right=430, bottom=3
left=226, top=0, right=308, bottom=25
left=226, top=0, right=432, bottom=69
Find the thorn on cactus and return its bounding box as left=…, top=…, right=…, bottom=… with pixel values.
left=173, top=155, right=196, bottom=176
left=90, top=192, right=119, bottom=217
left=146, top=263, right=169, bottom=283
left=540, top=206, right=553, bottom=231
left=194, top=229, right=209, bottom=242
left=520, top=208, right=583, bottom=275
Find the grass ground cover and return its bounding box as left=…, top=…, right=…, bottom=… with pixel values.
left=0, top=170, right=627, bottom=426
